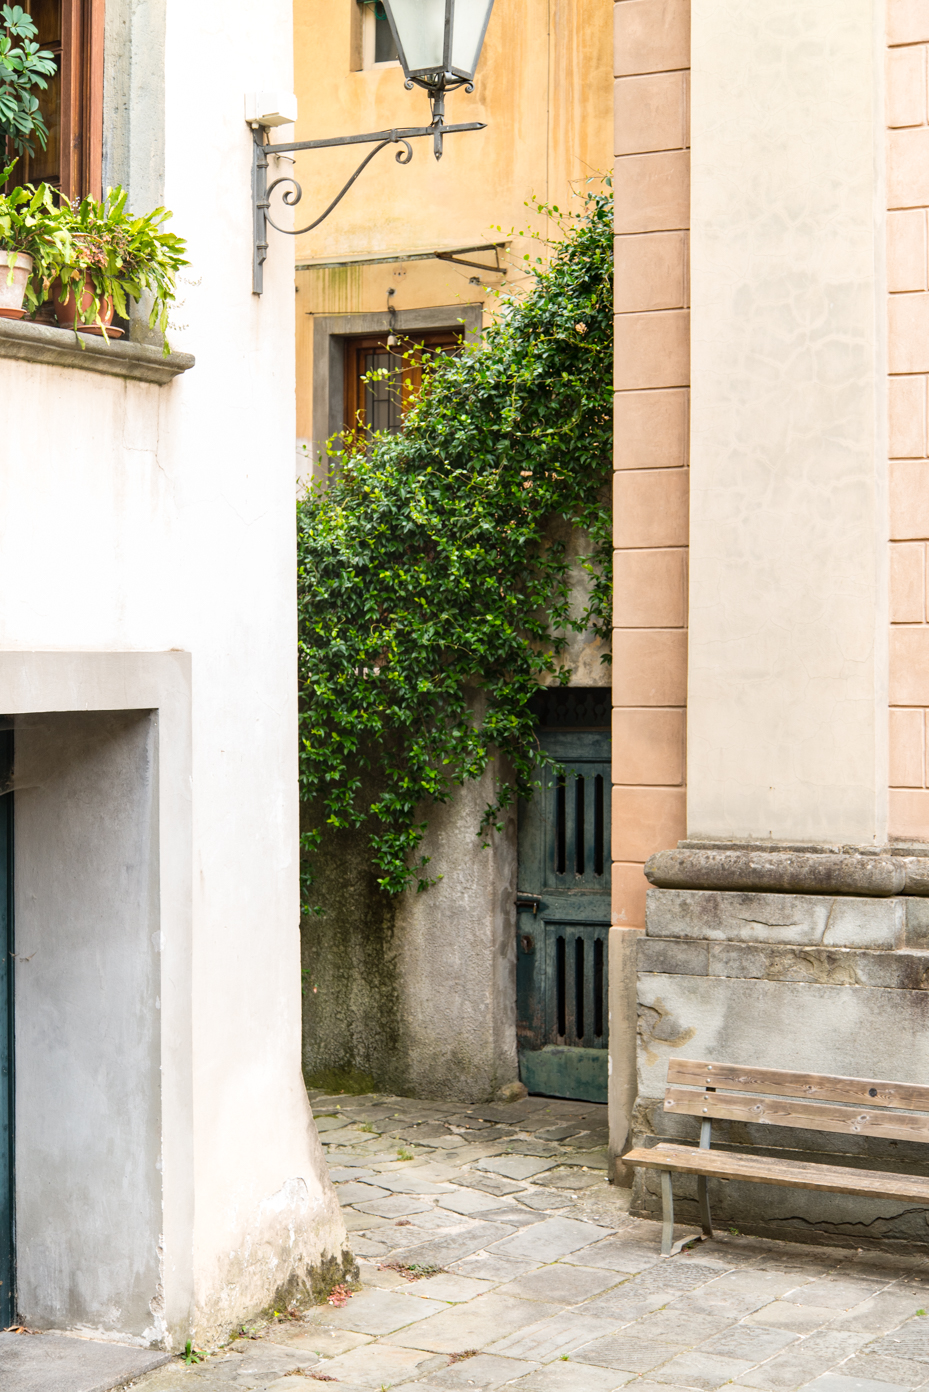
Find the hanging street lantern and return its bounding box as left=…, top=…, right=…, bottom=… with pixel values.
left=381, top=0, right=496, bottom=157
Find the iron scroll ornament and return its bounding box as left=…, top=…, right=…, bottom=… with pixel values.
left=251, top=119, right=485, bottom=293
left=264, top=136, right=414, bottom=240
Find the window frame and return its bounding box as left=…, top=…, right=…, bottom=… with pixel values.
left=304, top=304, right=483, bottom=477
left=343, top=328, right=465, bottom=437
left=352, top=0, right=401, bottom=72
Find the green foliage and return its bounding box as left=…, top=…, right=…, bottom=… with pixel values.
left=296, top=184, right=613, bottom=898
left=45, top=186, right=189, bottom=349
left=0, top=160, right=70, bottom=309
left=0, top=5, right=55, bottom=155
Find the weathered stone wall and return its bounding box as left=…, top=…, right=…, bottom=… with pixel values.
left=630, top=884, right=929, bottom=1247
left=301, top=755, right=519, bottom=1105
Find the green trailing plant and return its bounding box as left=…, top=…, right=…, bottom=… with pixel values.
left=297, top=183, right=613, bottom=899
left=46, top=186, right=189, bottom=348
left=0, top=161, right=71, bottom=309
left=0, top=5, right=56, bottom=156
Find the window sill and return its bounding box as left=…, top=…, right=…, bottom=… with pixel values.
left=0, top=318, right=195, bottom=386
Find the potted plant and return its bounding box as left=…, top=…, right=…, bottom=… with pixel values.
left=0, top=162, right=71, bottom=318
left=0, top=4, right=57, bottom=158
left=46, top=187, right=188, bottom=349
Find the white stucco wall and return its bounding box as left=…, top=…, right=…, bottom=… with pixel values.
left=0, top=0, right=345, bottom=1350
left=687, top=0, right=888, bottom=844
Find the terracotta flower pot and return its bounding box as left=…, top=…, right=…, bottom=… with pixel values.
left=0, top=251, right=34, bottom=319
left=52, top=273, right=121, bottom=336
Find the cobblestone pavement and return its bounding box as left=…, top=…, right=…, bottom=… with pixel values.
left=131, top=1090, right=929, bottom=1392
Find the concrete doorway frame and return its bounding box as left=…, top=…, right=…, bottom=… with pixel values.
left=0, top=651, right=191, bottom=1339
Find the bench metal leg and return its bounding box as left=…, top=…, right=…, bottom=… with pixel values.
left=660, top=1170, right=674, bottom=1255
left=697, top=1174, right=713, bottom=1238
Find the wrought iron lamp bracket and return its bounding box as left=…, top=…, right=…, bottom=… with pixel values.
left=251, top=111, right=485, bottom=294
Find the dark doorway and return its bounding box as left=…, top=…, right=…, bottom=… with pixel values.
left=0, top=729, right=13, bottom=1326
left=516, top=689, right=611, bottom=1103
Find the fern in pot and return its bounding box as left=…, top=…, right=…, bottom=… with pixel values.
left=0, top=163, right=71, bottom=318
left=46, top=187, right=189, bottom=349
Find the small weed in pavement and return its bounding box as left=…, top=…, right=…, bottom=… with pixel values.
left=381, top=1261, right=444, bottom=1281
left=397, top=1147, right=414, bottom=1160
left=183, top=1341, right=207, bottom=1365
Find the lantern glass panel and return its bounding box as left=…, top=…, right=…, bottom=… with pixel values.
left=384, top=0, right=447, bottom=74
left=449, top=0, right=494, bottom=78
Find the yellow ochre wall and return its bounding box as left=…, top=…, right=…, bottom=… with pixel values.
left=292, top=0, right=614, bottom=448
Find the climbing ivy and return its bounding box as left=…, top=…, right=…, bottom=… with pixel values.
left=297, top=184, right=613, bottom=898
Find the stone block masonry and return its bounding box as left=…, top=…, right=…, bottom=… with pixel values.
left=889, top=1, right=929, bottom=840
left=612, top=0, right=691, bottom=935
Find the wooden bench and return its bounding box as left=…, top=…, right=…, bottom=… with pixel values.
left=623, top=1058, right=929, bottom=1256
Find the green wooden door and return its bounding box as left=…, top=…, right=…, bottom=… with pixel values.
left=0, top=730, right=12, bottom=1326
left=516, top=725, right=611, bottom=1103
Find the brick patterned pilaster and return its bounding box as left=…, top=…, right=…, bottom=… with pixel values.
left=889, top=1, right=929, bottom=839
left=612, top=0, right=690, bottom=927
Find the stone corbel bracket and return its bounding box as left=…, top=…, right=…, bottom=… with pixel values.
left=645, top=846, right=929, bottom=898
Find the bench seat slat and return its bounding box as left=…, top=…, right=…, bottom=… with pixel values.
left=624, top=1143, right=929, bottom=1203
left=664, top=1086, right=929, bottom=1142
left=668, top=1059, right=929, bottom=1112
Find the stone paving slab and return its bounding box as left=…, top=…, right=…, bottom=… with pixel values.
left=487, top=1216, right=612, bottom=1261
left=335, top=1180, right=390, bottom=1204
left=475, top=1155, right=561, bottom=1180
left=508, top=1362, right=634, bottom=1390
left=383, top=1292, right=562, bottom=1353
left=487, top=1311, right=621, bottom=1362
left=415, top=1351, right=541, bottom=1387
left=120, top=1088, right=929, bottom=1392
left=806, top=1378, right=913, bottom=1392
left=0, top=1332, right=171, bottom=1392
left=496, top=1262, right=622, bottom=1305
left=304, top=1286, right=448, bottom=1335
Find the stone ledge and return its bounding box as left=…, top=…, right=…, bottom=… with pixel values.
left=0, top=317, right=194, bottom=385
left=646, top=845, right=929, bottom=897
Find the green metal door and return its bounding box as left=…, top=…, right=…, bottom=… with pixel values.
left=516, top=696, right=611, bottom=1104
left=0, top=730, right=13, bottom=1326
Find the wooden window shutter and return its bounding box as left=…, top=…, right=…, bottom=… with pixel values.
left=60, top=0, right=104, bottom=201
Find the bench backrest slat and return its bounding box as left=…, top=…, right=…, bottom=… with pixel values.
left=664, top=1086, right=929, bottom=1143
left=668, top=1058, right=929, bottom=1112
